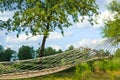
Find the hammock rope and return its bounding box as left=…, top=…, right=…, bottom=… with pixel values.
left=0, top=47, right=112, bottom=79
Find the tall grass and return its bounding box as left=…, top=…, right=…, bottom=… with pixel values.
left=74, top=63, right=92, bottom=80
left=92, top=58, right=120, bottom=72
left=74, top=57, right=120, bottom=80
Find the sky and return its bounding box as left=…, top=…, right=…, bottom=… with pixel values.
left=0, top=0, right=116, bottom=52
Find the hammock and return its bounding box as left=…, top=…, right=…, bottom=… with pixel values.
left=0, top=47, right=112, bottom=79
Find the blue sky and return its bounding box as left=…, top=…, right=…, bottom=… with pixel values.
left=0, top=0, right=115, bottom=52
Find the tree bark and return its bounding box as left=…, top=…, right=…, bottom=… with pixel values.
left=39, top=23, right=49, bottom=57
left=39, top=35, right=47, bottom=69
left=39, top=23, right=49, bottom=69
left=39, top=35, right=47, bottom=57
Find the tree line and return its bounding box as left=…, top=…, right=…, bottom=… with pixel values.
left=0, top=45, right=74, bottom=62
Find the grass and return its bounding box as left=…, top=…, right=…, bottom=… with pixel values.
left=17, top=69, right=120, bottom=80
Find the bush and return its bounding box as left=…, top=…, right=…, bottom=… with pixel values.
left=106, top=58, right=120, bottom=71
left=92, top=60, right=108, bottom=72
left=74, top=63, right=92, bottom=80
left=114, top=48, right=120, bottom=58
left=92, top=58, right=120, bottom=72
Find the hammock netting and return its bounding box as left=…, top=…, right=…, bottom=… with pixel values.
left=0, top=47, right=112, bottom=79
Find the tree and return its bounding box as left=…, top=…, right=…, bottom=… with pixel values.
left=18, top=45, right=34, bottom=60
left=36, top=47, right=63, bottom=57
left=3, top=48, right=15, bottom=61
left=0, top=46, right=16, bottom=61
left=66, top=45, right=74, bottom=51
left=102, top=0, right=120, bottom=45
left=57, top=49, right=63, bottom=53
left=0, top=0, right=99, bottom=57
left=44, top=47, right=56, bottom=56
left=0, top=45, right=4, bottom=61
left=68, top=45, right=74, bottom=50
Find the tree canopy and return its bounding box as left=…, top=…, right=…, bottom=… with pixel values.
left=36, top=47, right=63, bottom=57
left=0, top=0, right=98, bottom=35
left=3, top=48, right=16, bottom=61
left=0, top=45, right=16, bottom=61
left=66, top=45, right=74, bottom=51
left=0, top=0, right=99, bottom=56
left=0, top=45, right=4, bottom=61
left=18, top=45, right=34, bottom=60
left=102, top=0, right=120, bottom=45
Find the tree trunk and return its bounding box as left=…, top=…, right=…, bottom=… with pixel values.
left=39, top=35, right=47, bottom=69
left=39, top=35, right=47, bottom=57
left=39, top=23, right=49, bottom=57
left=39, top=23, right=49, bottom=69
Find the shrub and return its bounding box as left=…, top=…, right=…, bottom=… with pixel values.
left=74, top=63, right=92, bottom=80
left=92, top=60, right=108, bottom=72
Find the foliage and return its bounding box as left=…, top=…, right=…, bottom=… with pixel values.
left=114, top=48, right=120, bottom=58
left=0, top=45, right=4, bottom=61
left=44, top=47, right=63, bottom=56
left=36, top=47, right=63, bottom=57
left=3, top=48, right=16, bottom=61
left=74, top=63, right=92, bottom=80
left=44, top=47, right=57, bottom=56
left=92, top=59, right=108, bottom=72
left=66, top=45, right=74, bottom=51
left=0, top=0, right=99, bottom=36
left=0, top=46, right=15, bottom=61
left=92, top=58, right=120, bottom=72
left=0, top=0, right=99, bottom=55
left=102, top=0, right=120, bottom=45
left=18, top=45, right=34, bottom=60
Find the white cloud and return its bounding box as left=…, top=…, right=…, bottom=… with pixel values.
left=0, top=11, right=14, bottom=21
left=5, top=31, right=72, bottom=45
left=70, top=38, right=107, bottom=49
left=93, top=10, right=116, bottom=28
left=64, top=31, right=72, bottom=36
left=75, top=10, right=116, bottom=29
left=48, top=32, right=63, bottom=40
left=75, top=16, right=90, bottom=29
left=5, top=34, right=41, bottom=43
left=49, top=44, right=62, bottom=51
left=105, top=0, right=113, bottom=4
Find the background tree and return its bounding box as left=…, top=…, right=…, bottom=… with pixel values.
left=0, top=0, right=99, bottom=57
left=36, top=47, right=63, bottom=57
left=0, top=46, right=16, bottom=61
left=56, top=49, right=63, bottom=53
left=18, top=45, right=34, bottom=60
left=102, top=0, right=120, bottom=45
left=44, top=47, right=56, bottom=56
left=66, top=45, right=74, bottom=51
left=0, top=45, right=4, bottom=61
left=3, top=48, right=16, bottom=61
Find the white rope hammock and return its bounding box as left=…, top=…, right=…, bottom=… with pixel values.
left=0, top=47, right=112, bottom=79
